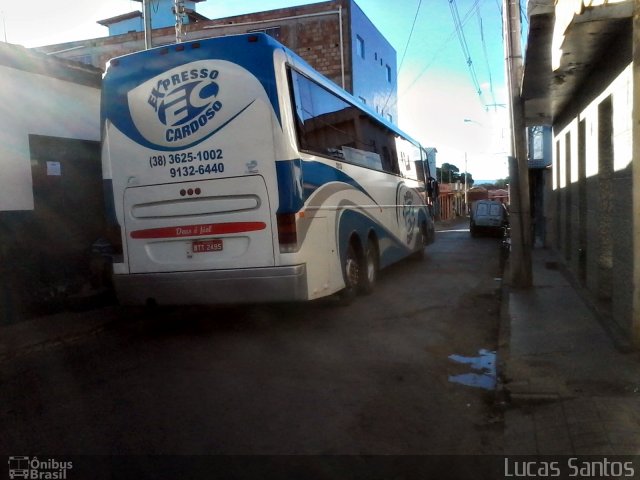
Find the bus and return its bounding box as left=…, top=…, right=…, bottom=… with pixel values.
left=101, top=33, right=435, bottom=306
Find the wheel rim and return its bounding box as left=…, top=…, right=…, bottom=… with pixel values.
left=345, top=248, right=359, bottom=288
left=366, top=248, right=376, bottom=283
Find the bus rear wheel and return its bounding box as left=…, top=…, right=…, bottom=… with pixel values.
left=339, top=243, right=359, bottom=305
left=359, top=239, right=378, bottom=295
left=412, top=224, right=427, bottom=260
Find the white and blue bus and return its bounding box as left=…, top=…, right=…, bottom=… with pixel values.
left=102, top=33, right=435, bottom=306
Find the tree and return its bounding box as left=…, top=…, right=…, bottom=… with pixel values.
left=495, top=177, right=510, bottom=189
left=437, top=163, right=459, bottom=184
left=435, top=163, right=472, bottom=186
left=462, top=172, right=474, bottom=188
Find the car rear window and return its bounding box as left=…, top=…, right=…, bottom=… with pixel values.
left=490, top=204, right=502, bottom=215
left=476, top=204, right=488, bottom=216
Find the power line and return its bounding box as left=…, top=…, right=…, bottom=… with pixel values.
left=476, top=4, right=497, bottom=111
left=397, top=0, right=423, bottom=76
left=520, top=0, right=529, bottom=28
left=385, top=0, right=481, bottom=112
left=448, top=0, right=484, bottom=101
left=381, top=0, right=422, bottom=114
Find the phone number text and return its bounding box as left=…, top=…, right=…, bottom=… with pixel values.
left=149, top=149, right=224, bottom=169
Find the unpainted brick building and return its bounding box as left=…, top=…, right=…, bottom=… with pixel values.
left=36, top=0, right=399, bottom=123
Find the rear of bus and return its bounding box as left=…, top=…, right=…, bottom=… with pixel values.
left=102, top=34, right=305, bottom=305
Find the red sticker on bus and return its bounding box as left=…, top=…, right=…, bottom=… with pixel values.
left=130, top=222, right=266, bottom=239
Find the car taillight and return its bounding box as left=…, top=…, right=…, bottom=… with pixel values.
left=277, top=213, right=298, bottom=253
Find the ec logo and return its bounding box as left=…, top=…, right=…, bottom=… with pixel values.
left=125, top=59, right=263, bottom=150
left=146, top=68, right=224, bottom=143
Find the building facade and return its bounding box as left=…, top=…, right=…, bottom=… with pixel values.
left=97, top=0, right=208, bottom=37
left=0, top=43, right=104, bottom=324
left=521, top=0, right=639, bottom=344
left=36, top=0, right=399, bottom=123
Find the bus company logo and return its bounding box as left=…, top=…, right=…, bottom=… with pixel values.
left=146, top=66, right=223, bottom=144
left=8, top=456, right=73, bottom=479
left=127, top=60, right=261, bottom=149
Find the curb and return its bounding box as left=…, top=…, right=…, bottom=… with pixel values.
left=494, top=257, right=511, bottom=409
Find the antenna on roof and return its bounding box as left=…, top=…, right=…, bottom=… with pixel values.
left=173, top=0, right=186, bottom=43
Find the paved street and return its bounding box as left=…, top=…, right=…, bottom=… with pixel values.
left=0, top=218, right=504, bottom=455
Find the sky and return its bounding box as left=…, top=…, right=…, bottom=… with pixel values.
left=0, top=0, right=513, bottom=182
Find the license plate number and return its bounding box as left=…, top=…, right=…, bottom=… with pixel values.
left=192, top=239, right=223, bottom=253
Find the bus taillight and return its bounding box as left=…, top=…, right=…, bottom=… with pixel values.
left=277, top=213, right=297, bottom=253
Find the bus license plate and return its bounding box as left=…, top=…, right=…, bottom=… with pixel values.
left=192, top=239, right=223, bottom=253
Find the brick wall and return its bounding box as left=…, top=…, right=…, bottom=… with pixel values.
left=38, top=0, right=353, bottom=93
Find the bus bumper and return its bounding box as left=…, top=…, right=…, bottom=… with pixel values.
left=113, top=264, right=308, bottom=305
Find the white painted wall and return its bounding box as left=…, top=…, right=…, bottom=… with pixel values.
left=0, top=65, right=100, bottom=211
left=553, top=62, right=633, bottom=187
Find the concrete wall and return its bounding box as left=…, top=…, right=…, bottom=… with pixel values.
left=0, top=44, right=103, bottom=324
left=551, top=25, right=634, bottom=335
left=0, top=48, right=101, bottom=211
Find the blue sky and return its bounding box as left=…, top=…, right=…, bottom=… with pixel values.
left=1, top=0, right=512, bottom=181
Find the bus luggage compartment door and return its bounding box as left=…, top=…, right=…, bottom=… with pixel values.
left=123, top=176, right=274, bottom=273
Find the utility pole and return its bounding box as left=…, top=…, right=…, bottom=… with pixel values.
left=174, top=0, right=186, bottom=43
left=143, top=0, right=152, bottom=50
left=503, top=0, right=532, bottom=287
left=464, top=152, right=468, bottom=215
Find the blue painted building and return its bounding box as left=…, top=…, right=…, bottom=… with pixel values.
left=349, top=1, right=397, bottom=123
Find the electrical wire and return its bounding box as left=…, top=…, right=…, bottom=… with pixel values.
left=520, top=0, right=528, bottom=28
left=384, top=0, right=481, bottom=113
left=448, top=0, right=484, bottom=100
left=381, top=0, right=423, bottom=114
left=398, top=0, right=423, bottom=75
left=476, top=4, right=497, bottom=111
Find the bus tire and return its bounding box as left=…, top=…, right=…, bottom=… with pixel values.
left=338, top=242, right=359, bottom=305
left=359, top=237, right=378, bottom=295
left=411, top=224, right=426, bottom=260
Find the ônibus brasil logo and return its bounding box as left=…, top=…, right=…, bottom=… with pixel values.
left=146, top=67, right=223, bottom=144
